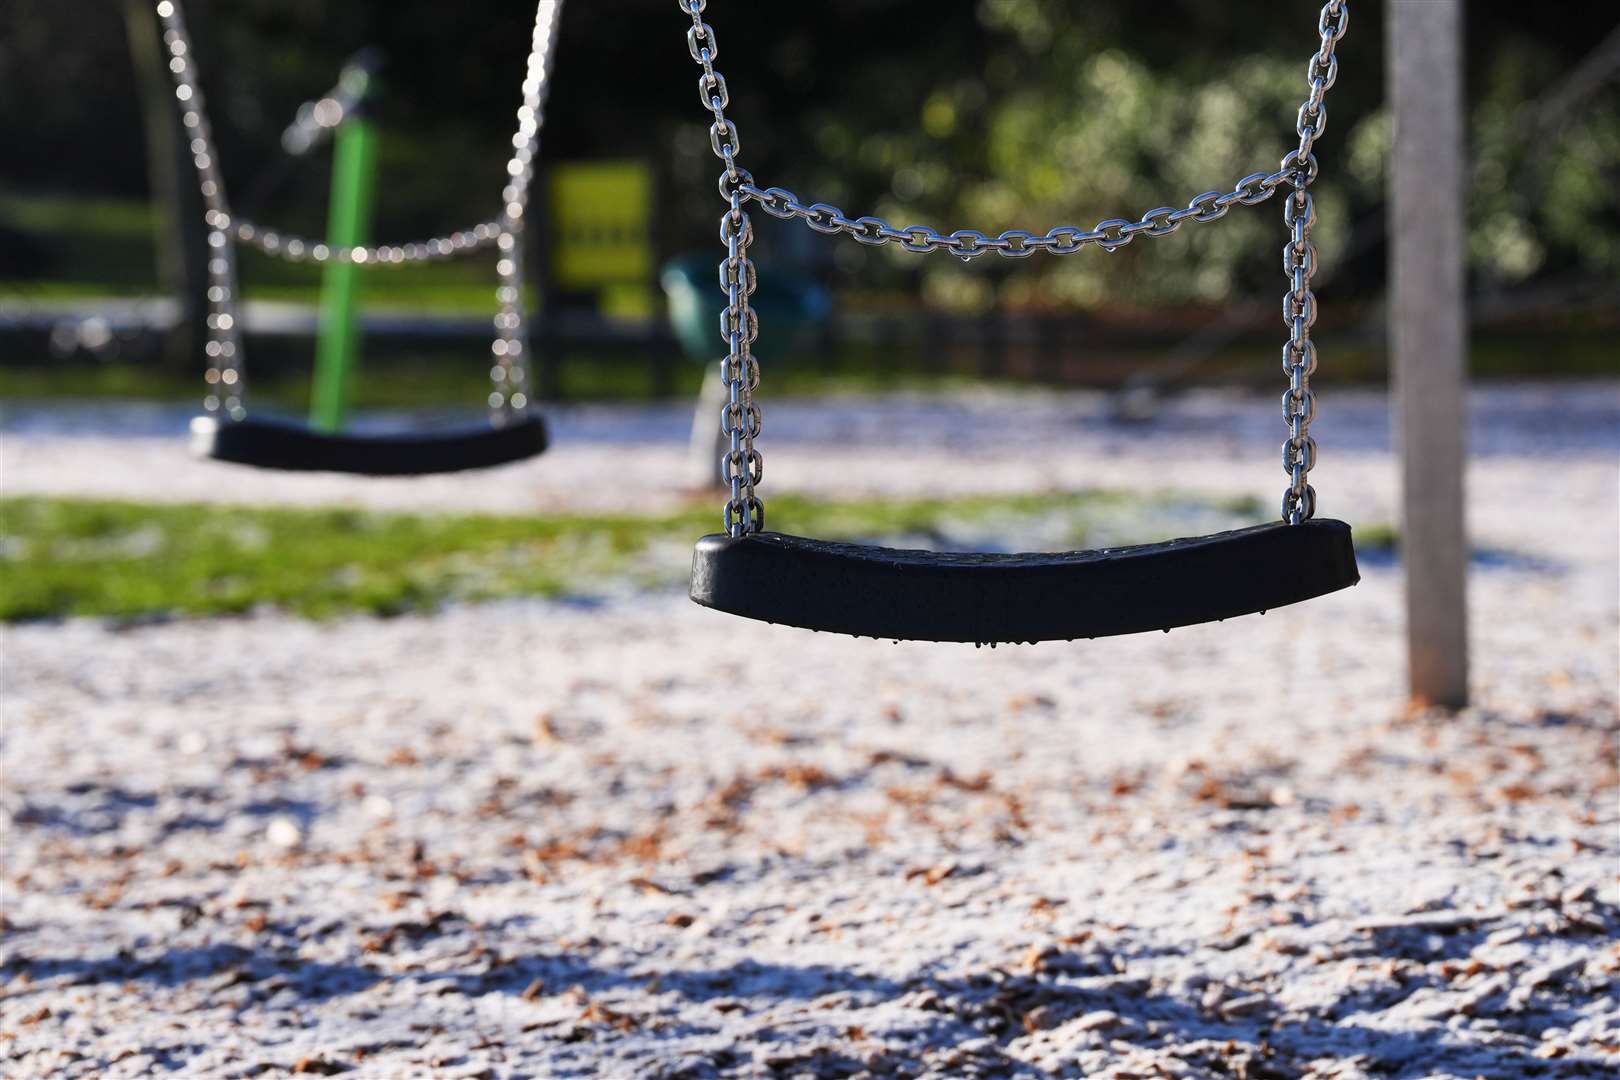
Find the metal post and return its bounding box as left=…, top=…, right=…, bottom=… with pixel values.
left=1388, top=0, right=1469, bottom=708
left=310, top=69, right=379, bottom=433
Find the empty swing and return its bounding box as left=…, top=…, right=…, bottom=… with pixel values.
left=675, top=0, right=1360, bottom=644
left=153, top=0, right=565, bottom=475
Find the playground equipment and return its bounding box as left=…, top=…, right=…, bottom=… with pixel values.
left=153, top=0, right=563, bottom=474
left=306, top=53, right=381, bottom=437
left=677, top=0, right=1360, bottom=643
left=662, top=254, right=828, bottom=488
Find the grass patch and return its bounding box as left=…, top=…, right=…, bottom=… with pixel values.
left=0, top=491, right=1272, bottom=622
left=0, top=497, right=693, bottom=621
left=1351, top=522, right=1400, bottom=553
left=0, top=193, right=157, bottom=238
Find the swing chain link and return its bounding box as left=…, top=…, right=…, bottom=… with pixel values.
left=154, top=0, right=245, bottom=418
left=737, top=169, right=1295, bottom=261
left=155, top=0, right=558, bottom=272
left=1282, top=189, right=1319, bottom=523
left=490, top=0, right=566, bottom=420
left=681, top=1, right=1347, bottom=526
left=228, top=220, right=506, bottom=267
left=154, top=0, right=563, bottom=420
left=682, top=0, right=764, bottom=535
left=1280, top=0, right=1345, bottom=523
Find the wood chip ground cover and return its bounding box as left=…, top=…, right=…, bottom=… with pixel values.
left=1, top=385, right=1615, bottom=1078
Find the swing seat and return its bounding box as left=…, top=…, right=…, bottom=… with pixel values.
left=690, top=519, right=1358, bottom=643
left=190, top=414, right=547, bottom=476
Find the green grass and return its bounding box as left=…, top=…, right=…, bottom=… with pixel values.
left=0, top=491, right=1273, bottom=622
left=0, top=496, right=692, bottom=621
left=1350, top=522, right=1400, bottom=552
left=1, top=193, right=157, bottom=238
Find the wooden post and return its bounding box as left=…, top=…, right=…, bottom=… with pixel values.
left=1388, top=0, right=1469, bottom=708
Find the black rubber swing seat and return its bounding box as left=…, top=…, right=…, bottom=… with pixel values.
left=189, top=414, right=548, bottom=475
left=690, top=519, right=1359, bottom=643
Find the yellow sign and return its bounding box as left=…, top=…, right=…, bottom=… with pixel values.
left=549, top=161, right=654, bottom=291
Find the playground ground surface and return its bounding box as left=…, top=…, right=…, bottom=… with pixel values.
left=1, top=381, right=1616, bottom=1078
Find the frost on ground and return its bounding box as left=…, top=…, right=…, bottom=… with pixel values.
left=1, top=384, right=1617, bottom=1079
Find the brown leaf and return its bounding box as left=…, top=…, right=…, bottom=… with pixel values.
left=905, top=863, right=958, bottom=886
left=760, top=763, right=835, bottom=791
left=618, top=830, right=667, bottom=862
left=939, top=769, right=992, bottom=792
left=580, top=1001, right=638, bottom=1032
left=1023, top=1005, right=1058, bottom=1032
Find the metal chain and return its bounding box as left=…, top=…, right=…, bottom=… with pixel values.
left=228, top=219, right=506, bottom=266
left=679, top=1, right=1348, bottom=526
left=157, top=0, right=540, bottom=270
left=155, top=0, right=246, bottom=418
left=681, top=0, right=763, bottom=536
left=1281, top=0, right=1346, bottom=522
left=740, top=170, right=1293, bottom=260
left=491, top=0, right=565, bottom=419
left=154, top=0, right=564, bottom=421
left=1281, top=190, right=1320, bottom=523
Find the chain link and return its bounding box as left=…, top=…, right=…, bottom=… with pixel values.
left=679, top=1, right=1347, bottom=525
left=1281, top=189, right=1320, bottom=523
left=490, top=0, right=565, bottom=419
left=155, top=0, right=246, bottom=419
left=228, top=218, right=506, bottom=266
left=1280, top=0, right=1345, bottom=523
left=154, top=0, right=563, bottom=421
left=681, top=0, right=763, bottom=536
left=740, top=169, right=1290, bottom=261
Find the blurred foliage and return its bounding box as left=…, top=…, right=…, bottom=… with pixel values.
left=797, top=0, right=1620, bottom=310
left=3, top=0, right=1617, bottom=312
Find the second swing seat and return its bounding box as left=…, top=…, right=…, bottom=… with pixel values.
left=190, top=414, right=548, bottom=476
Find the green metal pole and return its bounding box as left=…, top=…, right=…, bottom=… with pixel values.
left=310, top=80, right=378, bottom=432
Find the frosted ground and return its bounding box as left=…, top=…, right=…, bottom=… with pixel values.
left=2, top=382, right=1616, bottom=1078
